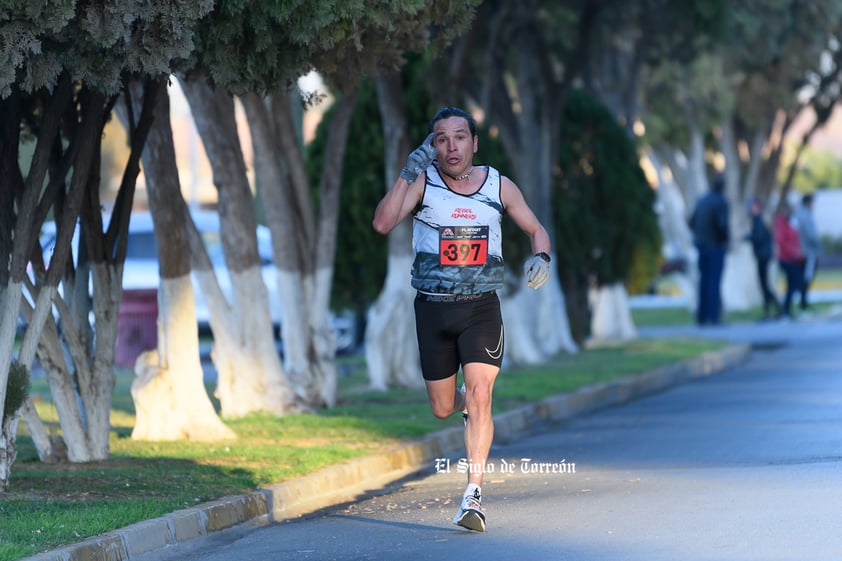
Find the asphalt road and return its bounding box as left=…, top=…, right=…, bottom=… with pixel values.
left=143, top=315, right=842, bottom=561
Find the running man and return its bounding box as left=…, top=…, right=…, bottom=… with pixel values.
left=372, top=106, right=552, bottom=532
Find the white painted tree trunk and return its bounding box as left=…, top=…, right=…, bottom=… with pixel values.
left=648, top=149, right=697, bottom=309
left=651, top=153, right=694, bottom=262
left=0, top=283, right=23, bottom=489
left=365, top=254, right=423, bottom=391
left=274, top=267, right=341, bottom=406
left=197, top=266, right=295, bottom=419
left=131, top=277, right=235, bottom=440
left=181, top=77, right=300, bottom=418
left=590, top=283, right=637, bottom=341
left=19, top=262, right=121, bottom=463
left=65, top=262, right=120, bottom=461
left=237, top=89, right=355, bottom=410
left=718, top=116, right=768, bottom=313
left=0, top=282, right=23, bottom=433
left=501, top=270, right=578, bottom=366
left=18, top=285, right=63, bottom=461
left=0, top=415, right=19, bottom=491
left=274, top=269, right=311, bottom=399
left=722, top=235, right=763, bottom=313
left=310, top=265, right=339, bottom=406
left=122, top=81, right=239, bottom=440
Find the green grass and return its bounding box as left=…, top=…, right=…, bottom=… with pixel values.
left=630, top=297, right=837, bottom=328
left=1, top=335, right=728, bottom=561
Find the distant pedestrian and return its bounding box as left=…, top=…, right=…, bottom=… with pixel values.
left=689, top=175, right=729, bottom=325
left=745, top=198, right=780, bottom=320
left=794, top=193, right=821, bottom=310
left=773, top=202, right=805, bottom=319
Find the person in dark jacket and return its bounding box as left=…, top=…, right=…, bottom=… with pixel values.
left=689, top=175, right=729, bottom=325
left=794, top=193, right=821, bottom=310
left=746, top=198, right=780, bottom=320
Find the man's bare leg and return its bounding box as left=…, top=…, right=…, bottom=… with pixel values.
left=424, top=374, right=464, bottom=419
left=453, top=361, right=499, bottom=531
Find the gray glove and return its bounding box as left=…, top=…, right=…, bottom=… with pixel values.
left=399, top=132, right=437, bottom=183
left=524, top=253, right=551, bottom=289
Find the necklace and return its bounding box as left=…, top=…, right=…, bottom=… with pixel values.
left=446, top=166, right=474, bottom=181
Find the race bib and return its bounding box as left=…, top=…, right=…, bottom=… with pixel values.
left=439, top=226, right=488, bottom=266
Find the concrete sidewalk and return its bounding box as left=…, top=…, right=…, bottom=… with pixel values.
left=23, top=339, right=758, bottom=561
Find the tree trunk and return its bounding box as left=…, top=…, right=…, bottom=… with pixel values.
left=0, top=415, right=19, bottom=491
left=0, top=285, right=22, bottom=451
left=1, top=78, right=75, bottom=480
left=561, top=270, right=591, bottom=346
left=309, top=90, right=358, bottom=406
left=121, top=80, right=235, bottom=440
left=365, top=72, right=424, bottom=390
left=685, top=115, right=709, bottom=204
left=180, top=74, right=298, bottom=418
left=671, top=119, right=708, bottom=318
left=0, top=284, right=23, bottom=489
left=241, top=87, right=356, bottom=407
left=18, top=284, right=71, bottom=462
left=365, top=254, right=423, bottom=390
left=132, top=278, right=234, bottom=440
left=502, top=273, right=578, bottom=364
left=722, top=243, right=761, bottom=312
left=718, top=116, right=761, bottom=313
left=648, top=148, right=697, bottom=310
left=14, top=85, right=126, bottom=465
left=478, top=15, right=580, bottom=362
left=590, top=283, right=637, bottom=342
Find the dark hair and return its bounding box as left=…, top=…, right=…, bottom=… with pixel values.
left=711, top=174, right=726, bottom=193
left=429, top=107, right=477, bottom=137
left=802, top=193, right=814, bottom=205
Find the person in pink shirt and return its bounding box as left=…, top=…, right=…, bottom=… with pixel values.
left=773, top=202, right=805, bottom=319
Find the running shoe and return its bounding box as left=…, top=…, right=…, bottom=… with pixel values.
left=453, top=488, right=486, bottom=532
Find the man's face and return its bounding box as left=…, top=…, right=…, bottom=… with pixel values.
left=432, top=116, right=477, bottom=173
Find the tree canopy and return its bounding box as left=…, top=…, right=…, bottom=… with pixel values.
left=0, top=0, right=208, bottom=97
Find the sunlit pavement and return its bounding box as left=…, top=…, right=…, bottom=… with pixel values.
left=135, top=312, right=842, bottom=561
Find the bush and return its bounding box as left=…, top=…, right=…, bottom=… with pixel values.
left=553, top=89, right=661, bottom=342
left=3, top=362, right=30, bottom=423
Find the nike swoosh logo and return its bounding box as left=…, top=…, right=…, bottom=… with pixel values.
left=485, top=327, right=504, bottom=360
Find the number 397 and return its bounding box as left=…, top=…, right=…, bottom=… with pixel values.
left=441, top=241, right=485, bottom=265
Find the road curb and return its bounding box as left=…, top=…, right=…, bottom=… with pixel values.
left=23, top=342, right=749, bottom=561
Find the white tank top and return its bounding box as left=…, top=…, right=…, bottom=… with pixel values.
left=411, top=164, right=504, bottom=294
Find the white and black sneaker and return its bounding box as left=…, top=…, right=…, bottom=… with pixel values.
left=453, top=488, right=486, bottom=532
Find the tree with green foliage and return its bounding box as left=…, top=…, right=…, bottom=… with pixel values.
left=0, top=0, right=210, bottom=488
left=554, top=89, right=661, bottom=343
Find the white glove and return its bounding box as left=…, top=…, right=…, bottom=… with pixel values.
left=399, top=132, right=437, bottom=183
left=524, top=253, right=551, bottom=289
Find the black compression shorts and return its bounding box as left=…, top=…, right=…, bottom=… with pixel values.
left=413, top=291, right=504, bottom=381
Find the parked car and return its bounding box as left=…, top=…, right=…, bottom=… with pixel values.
left=118, top=210, right=283, bottom=330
